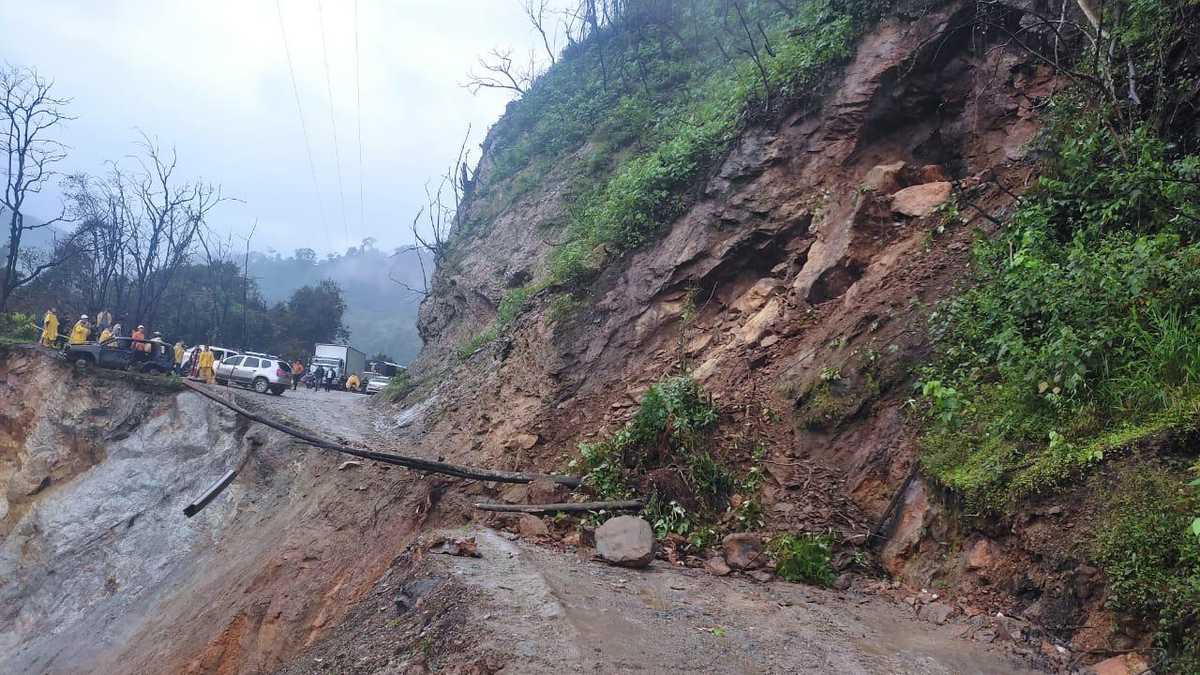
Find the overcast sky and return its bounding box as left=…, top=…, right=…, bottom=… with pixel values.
left=2, top=0, right=566, bottom=256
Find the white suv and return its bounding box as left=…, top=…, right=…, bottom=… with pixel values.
left=214, top=353, right=292, bottom=395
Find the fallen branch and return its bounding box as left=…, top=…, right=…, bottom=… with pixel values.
left=473, top=500, right=643, bottom=514
left=181, top=380, right=581, bottom=487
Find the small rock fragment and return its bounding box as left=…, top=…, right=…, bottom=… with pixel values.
left=919, top=602, right=957, bottom=625
left=517, top=514, right=550, bottom=539
left=337, top=460, right=362, bottom=471
left=705, top=556, right=731, bottom=576
left=722, top=533, right=763, bottom=570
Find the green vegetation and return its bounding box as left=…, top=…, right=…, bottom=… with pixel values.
left=379, top=370, right=416, bottom=403
left=574, top=375, right=746, bottom=546
left=919, top=109, right=1200, bottom=511
left=915, top=0, right=1200, bottom=666
left=1094, top=469, right=1200, bottom=673
left=0, top=311, right=38, bottom=344
left=769, top=533, right=836, bottom=586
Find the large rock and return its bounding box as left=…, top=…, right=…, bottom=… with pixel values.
left=722, top=533, right=764, bottom=570
left=595, top=516, right=656, bottom=568
left=1087, top=653, right=1152, bottom=675
left=862, top=161, right=906, bottom=194
left=891, top=181, right=952, bottom=217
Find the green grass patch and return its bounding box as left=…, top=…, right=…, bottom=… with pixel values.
left=379, top=370, right=416, bottom=403
left=1095, top=469, right=1200, bottom=673
left=769, top=533, right=836, bottom=587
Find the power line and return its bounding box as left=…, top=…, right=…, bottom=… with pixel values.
left=274, top=0, right=330, bottom=251
left=354, top=0, right=366, bottom=235
left=316, top=0, right=351, bottom=244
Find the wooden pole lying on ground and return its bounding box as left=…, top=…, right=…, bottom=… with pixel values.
left=180, top=380, right=582, bottom=487
left=473, top=500, right=643, bottom=514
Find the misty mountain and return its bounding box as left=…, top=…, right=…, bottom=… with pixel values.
left=249, top=243, right=428, bottom=364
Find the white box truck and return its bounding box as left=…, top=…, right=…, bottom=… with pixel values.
left=311, top=343, right=366, bottom=386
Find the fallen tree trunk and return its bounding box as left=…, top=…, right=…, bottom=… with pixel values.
left=181, top=381, right=581, bottom=487
left=473, top=500, right=643, bottom=514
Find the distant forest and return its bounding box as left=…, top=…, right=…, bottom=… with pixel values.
left=250, top=241, right=427, bottom=363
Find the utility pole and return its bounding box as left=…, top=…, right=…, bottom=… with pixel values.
left=240, top=220, right=257, bottom=351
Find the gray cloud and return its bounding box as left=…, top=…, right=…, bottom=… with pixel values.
left=2, top=0, right=566, bottom=255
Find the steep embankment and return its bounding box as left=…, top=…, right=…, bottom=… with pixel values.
left=395, top=0, right=1173, bottom=668
left=0, top=347, right=437, bottom=674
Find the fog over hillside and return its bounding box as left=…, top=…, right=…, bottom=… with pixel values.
left=249, top=243, right=427, bottom=364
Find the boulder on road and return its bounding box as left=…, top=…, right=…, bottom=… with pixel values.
left=722, top=533, right=763, bottom=570
left=595, top=516, right=656, bottom=568
left=891, top=181, right=952, bottom=217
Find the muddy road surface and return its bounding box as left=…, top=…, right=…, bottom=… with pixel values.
left=239, top=383, right=1046, bottom=674
left=1, top=351, right=1049, bottom=674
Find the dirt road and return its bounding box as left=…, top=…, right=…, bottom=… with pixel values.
left=229, top=384, right=1047, bottom=674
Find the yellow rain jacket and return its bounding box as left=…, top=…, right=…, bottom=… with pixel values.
left=41, top=312, right=59, bottom=346
left=69, top=321, right=90, bottom=345
left=98, top=328, right=113, bottom=345
left=174, top=343, right=185, bottom=365
left=347, top=374, right=360, bottom=391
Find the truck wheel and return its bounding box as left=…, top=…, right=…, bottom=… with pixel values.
left=253, top=377, right=270, bottom=394
left=74, top=357, right=91, bottom=370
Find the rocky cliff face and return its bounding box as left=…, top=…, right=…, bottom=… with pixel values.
left=402, top=0, right=1124, bottom=654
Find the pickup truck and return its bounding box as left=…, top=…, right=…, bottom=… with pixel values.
left=66, top=337, right=175, bottom=374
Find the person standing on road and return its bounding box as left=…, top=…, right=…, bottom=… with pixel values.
left=313, top=365, right=325, bottom=390
left=290, top=359, right=304, bottom=390
left=174, top=341, right=186, bottom=373
left=40, top=308, right=59, bottom=347
left=346, top=372, right=360, bottom=392
left=323, top=367, right=335, bottom=392
left=69, top=315, right=91, bottom=345
left=198, top=346, right=216, bottom=384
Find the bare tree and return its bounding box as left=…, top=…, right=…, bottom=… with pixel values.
left=124, top=133, right=224, bottom=324
left=465, top=47, right=539, bottom=96
left=393, top=126, right=474, bottom=298
left=0, top=66, right=77, bottom=311
left=524, top=0, right=559, bottom=64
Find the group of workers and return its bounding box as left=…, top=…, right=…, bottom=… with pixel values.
left=41, top=308, right=164, bottom=353
left=38, top=307, right=369, bottom=394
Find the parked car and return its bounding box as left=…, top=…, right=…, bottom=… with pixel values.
left=66, top=337, right=174, bottom=374
left=181, top=345, right=239, bottom=373
left=364, top=373, right=391, bottom=395
left=214, top=352, right=291, bottom=395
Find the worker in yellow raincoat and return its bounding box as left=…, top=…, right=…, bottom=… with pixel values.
left=40, top=308, right=59, bottom=347
left=198, top=346, right=216, bottom=384
left=69, top=315, right=91, bottom=345
left=346, top=372, right=360, bottom=392
left=98, top=325, right=113, bottom=346
left=174, top=341, right=186, bottom=372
